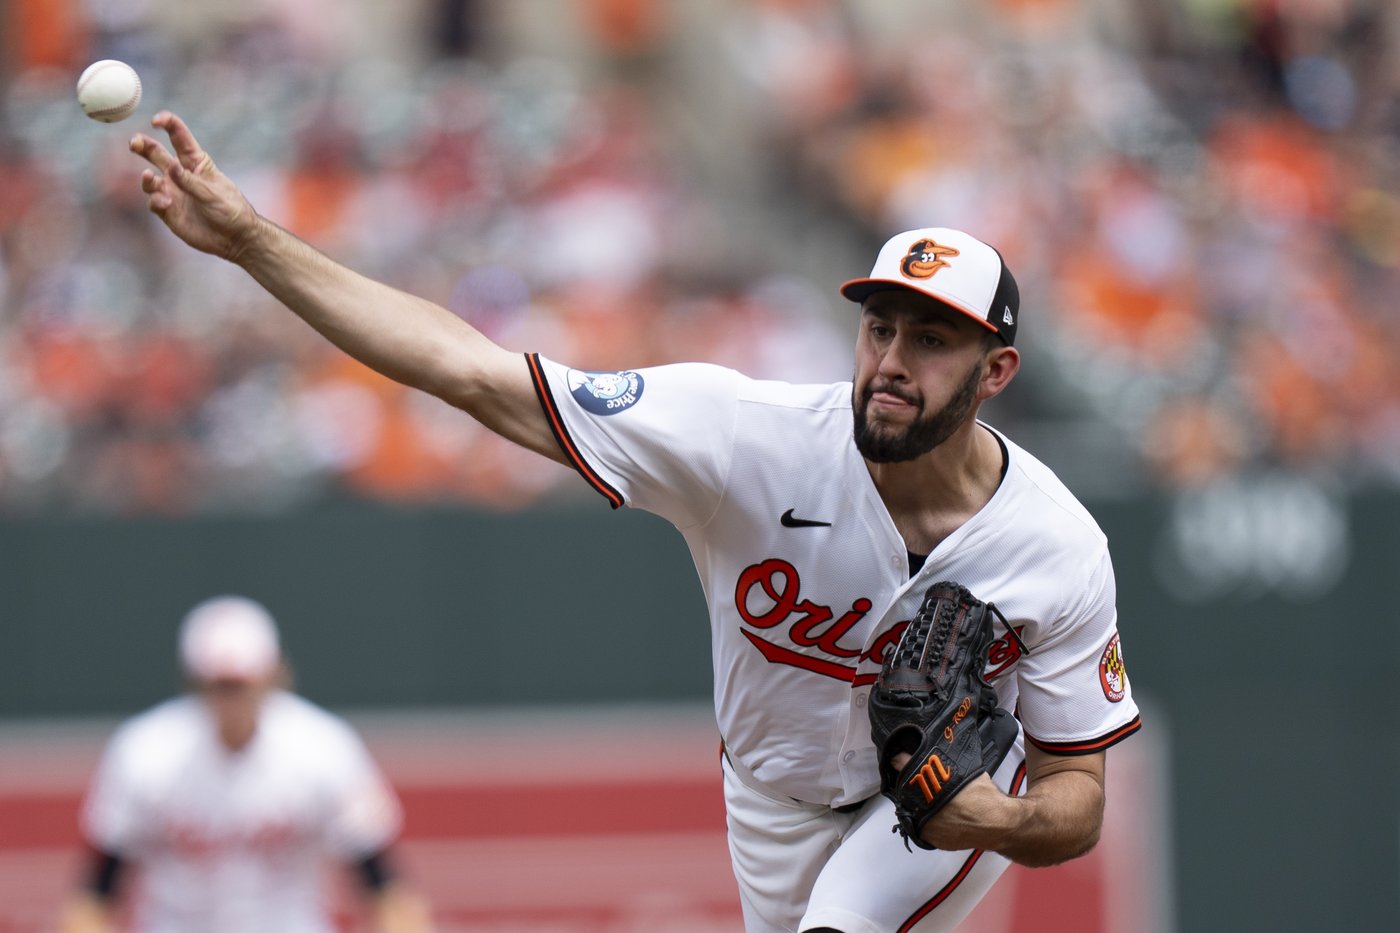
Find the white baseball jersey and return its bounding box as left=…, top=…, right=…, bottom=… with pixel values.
left=528, top=356, right=1141, bottom=807
left=81, top=690, right=402, bottom=933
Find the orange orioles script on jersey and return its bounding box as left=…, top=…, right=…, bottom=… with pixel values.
left=735, top=558, right=1028, bottom=686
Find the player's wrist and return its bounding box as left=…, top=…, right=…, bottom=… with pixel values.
left=981, top=783, right=1034, bottom=847
left=59, top=893, right=115, bottom=933
left=923, top=774, right=1024, bottom=850
left=226, top=211, right=273, bottom=267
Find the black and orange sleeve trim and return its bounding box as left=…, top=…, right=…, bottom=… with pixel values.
left=1026, top=715, right=1142, bottom=756
left=526, top=353, right=625, bottom=509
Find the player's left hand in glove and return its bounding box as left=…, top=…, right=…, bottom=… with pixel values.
left=867, top=581, right=1024, bottom=850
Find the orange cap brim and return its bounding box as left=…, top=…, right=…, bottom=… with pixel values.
left=838, top=277, right=1000, bottom=335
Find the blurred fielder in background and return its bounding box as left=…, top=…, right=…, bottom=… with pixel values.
left=59, top=595, right=434, bottom=933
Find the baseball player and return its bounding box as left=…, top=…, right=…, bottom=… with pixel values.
left=126, top=112, right=1141, bottom=932
left=59, top=595, right=434, bottom=933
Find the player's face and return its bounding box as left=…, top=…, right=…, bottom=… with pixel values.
left=852, top=292, right=991, bottom=463
left=198, top=675, right=272, bottom=751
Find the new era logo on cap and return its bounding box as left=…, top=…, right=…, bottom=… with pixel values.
left=839, top=228, right=1020, bottom=346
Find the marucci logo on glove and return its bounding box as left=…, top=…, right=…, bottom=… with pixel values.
left=913, top=693, right=974, bottom=802
left=912, top=751, right=953, bottom=803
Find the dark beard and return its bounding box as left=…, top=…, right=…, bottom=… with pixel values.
left=853, top=360, right=982, bottom=463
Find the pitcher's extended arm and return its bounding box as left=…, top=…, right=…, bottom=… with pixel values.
left=129, top=111, right=563, bottom=464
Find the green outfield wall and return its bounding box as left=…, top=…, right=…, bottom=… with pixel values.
left=3, top=483, right=1398, bottom=932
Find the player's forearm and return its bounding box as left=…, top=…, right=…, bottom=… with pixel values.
left=373, top=883, right=435, bottom=933
left=229, top=216, right=560, bottom=459
left=232, top=216, right=486, bottom=401
left=982, top=768, right=1104, bottom=867
left=58, top=893, right=116, bottom=933
left=921, top=766, right=1104, bottom=866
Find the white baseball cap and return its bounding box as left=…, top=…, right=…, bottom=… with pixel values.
left=839, top=227, right=1021, bottom=346
left=178, top=595, right=281, bottom=682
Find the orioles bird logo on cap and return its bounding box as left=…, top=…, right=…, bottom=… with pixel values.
left=900, top=239, right=959, bottom=280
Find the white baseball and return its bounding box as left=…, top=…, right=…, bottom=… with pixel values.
left=76, top=60, right=143, bottom=123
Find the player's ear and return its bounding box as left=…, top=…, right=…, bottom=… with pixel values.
left=977, top=345, right=1020, bottom=400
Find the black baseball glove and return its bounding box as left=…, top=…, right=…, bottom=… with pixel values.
left=868, top=581, right=1022, bottom=850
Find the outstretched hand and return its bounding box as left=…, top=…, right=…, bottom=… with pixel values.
left=129, top=111, right=261, bottom=262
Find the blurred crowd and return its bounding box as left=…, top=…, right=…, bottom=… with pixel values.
left=1, top=0, right=1398, bottom=515
left=726, top=0, right=1400, bottom=490
left=0, top=0, right=854, bottom=513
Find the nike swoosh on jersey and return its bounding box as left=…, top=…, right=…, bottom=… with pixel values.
left=780, top=509, right=832, bottom=528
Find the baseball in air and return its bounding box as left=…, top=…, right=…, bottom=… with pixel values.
left=76, top=60, right=143, bottom=123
